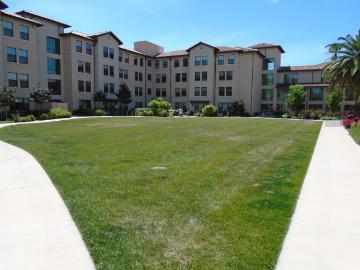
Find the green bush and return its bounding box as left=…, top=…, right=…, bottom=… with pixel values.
left=148, top=98, right=171, bottom=116
left=157, top=109, right=168, bottom=117
left=38, top=113, right=50, bottom=120
left=48, top=108, right=72, bottom=119
left=202, top=105, right=217, bottom=117
left=142, top=109, right=153, bottom=116
left=94, top=109, right=105, bottom=116
left=14, top=115, right=36, bottom=122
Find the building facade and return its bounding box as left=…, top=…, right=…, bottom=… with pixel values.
left=0, top=2, right=355, bottom=114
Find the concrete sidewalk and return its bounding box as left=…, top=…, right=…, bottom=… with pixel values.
left=0, top=121, right=96, bottom=269
left=276, top=121, right=360, bottom=270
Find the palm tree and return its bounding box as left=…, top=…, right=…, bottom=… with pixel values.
left=324, top=30, right=360, bottom=113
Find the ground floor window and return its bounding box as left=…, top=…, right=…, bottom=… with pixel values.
left=218, top=102, right=232, bottom=114
left=309, top=88, right=323, bottom=101
left=261, top=104, right=273, bottom=113
left=79, top=100, right=91, bottom=110
left=277, top=89, right=288, bottom=102
left=175, top=102, right=187, bottom=110
left=135, top=102, right=143, bottom=108
left=261, top=89, right=273, bottom=101
left=10, top=98, right=29, bottom=113
left=276, top=103, right=285, bottom=112
left=48, top=79, right=61, bottom=95
left=192, top=101, right=209, bottom=113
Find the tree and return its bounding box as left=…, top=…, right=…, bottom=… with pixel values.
left=30, top=85, right=52, bottom=112
left=324, top=30, right=360, bottom=113
left=0, top=86, right=16, bottom=120
left=230, top=100, right=246, bottom=116
left=148, top=98, right=171, bottom=116
left=202, top=104, right=217, bottom=117
left=116, top=83, right=132, bottom=115
left=92, top=91, right=107, bottom=109
left=286, top=84, right=306, bottom=114
left=326, top=89, right=344, bottom=113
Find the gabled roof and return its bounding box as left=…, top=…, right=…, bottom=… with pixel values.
left=186, top=41, right=219, bottom=52
left=0, top=0, right=8, bottom=10
left=60, top=31, right=94, bottom=41
left=1, top=11, right=43, bottom=27
left=16, top=10, right=71, bottom=28
left=156, top=50, right=189, bottom=58
left=88, top=31, right=123, bottom=45
left=119, top=46, right=146, bottom=56
left=278, top=62, right=328, bottom=72
left=250, top=43, right=285, bottom=53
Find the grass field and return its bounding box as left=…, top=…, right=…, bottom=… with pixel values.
left=0, top=117, right=321, bottom=269
left=350, top=125, right=360, bottom=145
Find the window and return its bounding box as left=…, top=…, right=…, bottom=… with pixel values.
left=134, top=57, right=138, bottom=65
left=125, top=54, right=129, bottom=63
left=156, top=88, right=161, bottom=97
left=78, top=60, right=84, bottom=73
left=155, top=60, right=160, bottom=69
left=47, top=58, right=61, bottom=75
left=140, top=58, right=144, bottom=67
left=47, top=37, right=60, bottom=54
left=218, top=103, right=232, bottom=114
left=182, top=73, right=187, bottom=82
left=147, top=88, right=152, bottom=95
left=118, top=51, right=122, bottom=62
left=219, top=87, right=225, bottom=96
left=109, top=66, right=114, bottom=77
left=48, top=79, right=61, bottom=95
left=104, top=83, right=109, bottom=93
left=226, top=71, right=233, bottom=80
left=176, top=73, right=181, bottom=82
left=194, top=87, right=200, bottom=96
left=284, top=73, right=298, bottom=84
left=79, top=100, right=91, bottom=109
left=261, top=89, right=273, bottom=101
left=195, top=56, right=201, bottom=66
left=148, top=60, right=152, bottom=67
left=175, top=102, right=187, bottom=110
left=162, top=74, right=167, bottom=83
left=156, top=74, right=161, bottom=83
left=309, top=88, right=323, bottom=101
left=78, top=80, right=85, bottom=92
left=109, top=48, right=114, bottom=59
left=76, top=40, right=82, bottom=53
left=20, top=25, right=29, bottom=40
left=226, top=87, right=232, bottom=96
left=202, top=71, right=207, bottom=81
left=85, top=81, right=91, bottom=92
left=181, top=88, right=187, bottom=96
left=110, top=83, right=115, bottom=93
left=161, top=88, right=166, bottom=97
left=19, top=74, right=29, bottom=88
left=148, top=73, right=151, bottom=81
left=124, top=69, right=128, bottom=79
left=262, top=73, right=274, bottom=85
left=7, top=47, right=16, bottom=63
left=175, top=88, right=181, bottom=97
left=263, top=58, right=275, bottom=71
left=139, top=73, right=143, bottom=82
left=103, top=65, right=109, bottom=76
left=135, top=72, right=139, bottom=81
left=135, top=87, right=143, bottom=96
left=277, top=89, right=288, bottom=101
left=195, top=72, right=201, bottom=81
left=8, top=72, right=17, bottom=87
left=219, top=71, right=225, bottom=81
left=85, top=62, right=91, bottom=73
left=218, top=55, right=224, bottom=65
left=135, top=102, right=143, bottom=108
left=18, top=50, right=28, bottom=64
left=86, top=43, right=92, bottom=55
left=119, top=68, right=123, bottom=78
left=201, top=87, right=207, bottom=96
left=202, top=56, right=208, bottom=65
left=183, top=58, right=188, bottom=67
left=3, top=21, right=13, bottom=37
left=174, top=59, right=180, bottom=68
left=103, top=46, right=109, bottom=57
left=228, top=54, right=235, bottom=64
left=163, top=60, right=168, bottom=68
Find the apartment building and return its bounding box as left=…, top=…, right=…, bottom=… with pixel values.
left=0, top=2, right=355, bottom=114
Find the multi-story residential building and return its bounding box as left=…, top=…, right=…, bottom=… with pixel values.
left=0, top=2, right=355, bottom=115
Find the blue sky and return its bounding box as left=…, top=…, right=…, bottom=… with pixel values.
left=7, top=0, right=359, bottom=66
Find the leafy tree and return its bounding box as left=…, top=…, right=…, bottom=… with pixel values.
left=326, top=89, right=344, bottom=113
left=324, top=30, right=360, bottom=113
left=148, top=98, right=171, bottom=116
left=286, top=84, right=306, bottom=114
left=202, top=104, right=217, bottom=117
left=0, top=86, right=16, bottom=120
left=116, top=83, right=132, bottom=115
left=230, top=100, right=246, bottom=116
left=30, top=85, right=52, bottom=112
left=92, top=91, right=107, bottom=109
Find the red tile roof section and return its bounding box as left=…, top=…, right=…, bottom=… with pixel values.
left=250, top=43, right=285, bottom=53
left=278, top=63, right=329, bottom=72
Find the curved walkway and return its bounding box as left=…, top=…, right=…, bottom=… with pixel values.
left=0, top=118, right=96, bottom=270
left=277, top=121, right=360, bottom=270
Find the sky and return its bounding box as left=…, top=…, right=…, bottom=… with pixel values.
left=6, top=0, right=359, bottom=66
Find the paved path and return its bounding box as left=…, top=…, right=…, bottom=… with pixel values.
left=276, top=121, right=360, bottom=270
left=0, top=119, right=96, bottom=270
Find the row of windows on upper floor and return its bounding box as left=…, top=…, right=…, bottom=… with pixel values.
left=2, top=20, right=29, bottom=40
left=262, top=73, right=299, bottom=86
left=262, top=88, right=325, bottom=102
left=6, top=47, right=28, bottom=64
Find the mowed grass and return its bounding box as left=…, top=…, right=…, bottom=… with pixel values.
left=350, top=125, right=360, bottom=145
left=0, top=117, right=321, bottom=269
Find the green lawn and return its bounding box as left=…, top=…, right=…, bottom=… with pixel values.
left=0, top=117, right=321, bottom=270
left=350, top=125, right=360, bottom=145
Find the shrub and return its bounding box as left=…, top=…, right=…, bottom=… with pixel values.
left=157, top=109, right=168, bottom=117
left=142, top=109, right=153, bottom=116
left=48, top=108, right=72, bottom=119
left=202, top=105, right=217, bottom=117
left=14, top=114, right=36, bottom=122
left=230, top=100, right=246, bottom=116
left=94, top=109, right=105, bottom=116
left=38, top=113, right=50, bottom=120
left=286, top=85, right=306, bottom=114
left=148, top=98, right=171, bottom=116
left=326, top=89, right=344, bottom=113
